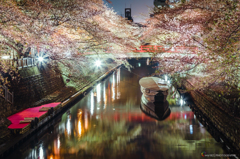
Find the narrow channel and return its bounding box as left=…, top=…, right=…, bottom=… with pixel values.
left=6, top=59, right=224, bottom=159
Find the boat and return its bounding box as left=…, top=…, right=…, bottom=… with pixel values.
left=139, top=77, right=171, bottom=120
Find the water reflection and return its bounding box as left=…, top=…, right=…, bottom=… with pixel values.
left=66, top=114, right=71, bottom=136
left=7, top=59, right=225, bottom=159
left=77, top=109, right=82, bottom=138
left=96, top=83, right=101, bottom=103
left=91, top=91, right=94, bottom=115
left=39, top=145, right=44, bottom=159
left=112, top=73, right=115, bottom=101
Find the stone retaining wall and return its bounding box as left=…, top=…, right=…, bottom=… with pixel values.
left=183, top=80, right=240, bottom=153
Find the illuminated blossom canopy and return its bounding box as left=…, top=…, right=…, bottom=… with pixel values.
left=0, top=0, right=140, bottom=86
left=143, top=0, right=240, bottom=90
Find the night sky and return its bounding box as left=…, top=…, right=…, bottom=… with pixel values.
left=104, top=0, right=154, bottom=23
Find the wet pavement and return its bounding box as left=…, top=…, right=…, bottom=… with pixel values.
left=6, top=59, right=225, bottom=159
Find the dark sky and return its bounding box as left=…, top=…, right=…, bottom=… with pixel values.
left=104, top=0, right=154, bottom=23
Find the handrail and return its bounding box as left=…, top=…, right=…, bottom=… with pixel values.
left=17, top=57, right=37, bottom=69
left=0, top=85, right=14, bottom=104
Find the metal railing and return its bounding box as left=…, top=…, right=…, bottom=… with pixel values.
left=1, top=57, right=38, bottom=69
left=0, top=85, right=14, bottom=104
left=17, top=57, right=38, bottom=69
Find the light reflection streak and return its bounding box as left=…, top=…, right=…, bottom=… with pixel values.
left=78, top=120, right=82, bottom=136
left=67, top=115, right=71, bottom=135
left=117, top=69, right=121, bottom=99
left=103, top=83, right=107, bottom=109
left=91, top=91, right=94, bottom=115
left=31, top=148, right=37, bottom=159
left=97, top=83, right=101, bottom=103
left=53, top=136, right=60, bottom=156
left=57, top=136, right=60, bottom=149
left=85, top=111, right=88, bottom=130
left=112, top=74, right=115, bottom=101
left=39, top=145, right=44, bottom=159
left=190, top=125, right=193, bottom=134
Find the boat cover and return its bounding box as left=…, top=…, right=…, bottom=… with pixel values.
left=139, top=77, right=168, bottom=92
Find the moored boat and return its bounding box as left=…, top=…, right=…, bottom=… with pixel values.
left=139, top=77, right=171, bottom=120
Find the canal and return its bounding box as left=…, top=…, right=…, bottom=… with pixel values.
left=6, top=59, right=225, bottom=159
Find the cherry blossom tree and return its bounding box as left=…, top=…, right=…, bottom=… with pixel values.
left=0, top=0, right=140, bottom=87
left=143, top=0, right=240, bottom=91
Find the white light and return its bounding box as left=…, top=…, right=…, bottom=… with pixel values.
left=97, top=83, right=101, bottom=103
left=39, top=145, right=44, bottom=159
left=91, top=92, right=94, bottom=115
left=165, top=75, right=167, bottom=81
left=190, top=125, right=193, bottom=134
left=180, top=98, right=184, bottom=106
left=67, top=115, right=71, bottom=135
left=176, top=93, right=179, bottom=98
left=95, top=60, right=101, bottom=67
left=38, top=57, right=44, bottom=62
left=2, top=56, right=10, bottom=59
left=57, top=136, right=60, bottom=149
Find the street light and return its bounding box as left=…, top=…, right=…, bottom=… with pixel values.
left=95, top=60, right=101, bottom=67
left=38, top=57, right=44, bottom=62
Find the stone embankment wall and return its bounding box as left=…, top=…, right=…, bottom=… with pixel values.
left=183, top=80, right=240, bottom=154
left=15, top=66, right=64, bottom=107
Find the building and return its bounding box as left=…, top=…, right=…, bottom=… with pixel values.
left=125, top=8, right=133, bottom=22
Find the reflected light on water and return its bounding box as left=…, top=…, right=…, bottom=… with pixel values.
left=85, top=111, right=88, bottom=130
left=30, top=148, right=37, bottom=159
left=97, top=83, right=101, bottom=103
left=190, top=125, right=193, bottom=134
left=180, top=98, right=184, bottom=106
left=91, top=92, right=94, bottom=115
left=53, top=136, right=60, bottom=156
left=112, top=74, right=115, bottom=101
left=117, top=69, right=121, bottom=99
left=103, top=83, right=107, bottom=109
left=58, top=136, right=60, bottom=149
left=78, top=120, right=82, bottom=137
left=39, top=145, right=44, bottom=159
left=77, top=109, right=83, bottom=137
left=67, top=115, right=71, bottom=135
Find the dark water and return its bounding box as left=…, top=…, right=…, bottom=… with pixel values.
left=7, top=59, right=224, bottom=159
